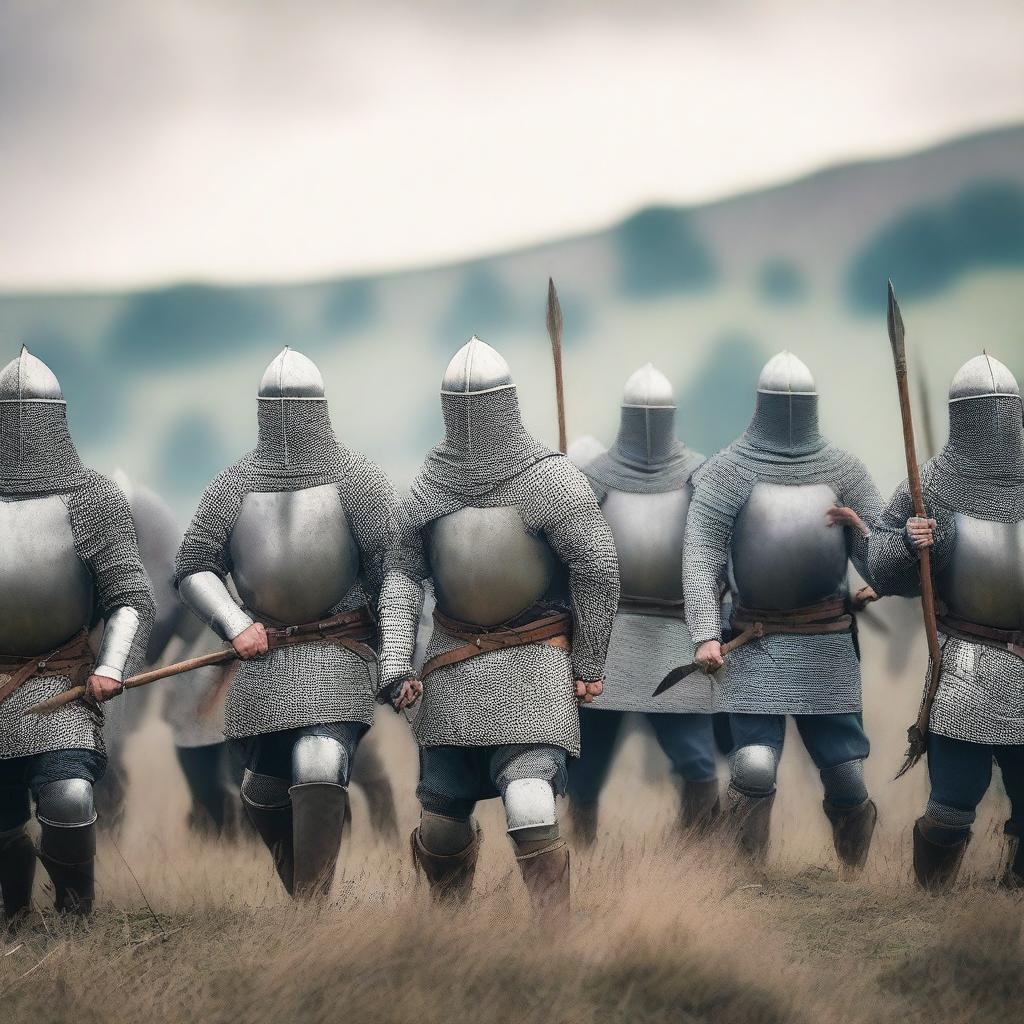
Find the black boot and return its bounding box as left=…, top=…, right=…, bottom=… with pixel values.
left=289, top=783, right=348, bottom=901
left=824, top=798, right=877, bottom=876
left=725, top=786, right=775, bottom=863
left=0, top=826, right=37, bottom=924
left=38, top=821, right=96, bottom=915
left=912, top=816, right=970, bottom=891
left=999, top=832, right=1024, bottom=890
left=241, top=792, right=294, bottom=896
left=410, top=823, right=481, bottom=904
left=682, top=779, right=721, bottom=834
left=514, top=837, right=570, bottom=921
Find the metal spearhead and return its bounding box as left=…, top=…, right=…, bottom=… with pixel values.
left=887, top=279, right=906, bottom=371
left=546, top=277, right=567, bottom=453
left=546, top=277, right=563, bottom=345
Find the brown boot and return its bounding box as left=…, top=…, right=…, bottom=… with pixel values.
left=410, top=824, right=481, bottom=904
left=725, top=786, right=774, bottom=863
left=515, top=837, right=570, bottom=920
left=999, top=833, right=1024, bottom=890
left=913, top=816, right=970, bottom=891
left=824, top=798, right=877, bottom=876
left=682, top=779, right=721, bottom=834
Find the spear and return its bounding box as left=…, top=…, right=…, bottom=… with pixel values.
left=546, top=277, right=567, bottom=453
left=886, top=280, right=944, bottom=778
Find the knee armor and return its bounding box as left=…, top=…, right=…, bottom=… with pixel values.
left=36, top=779, right=96, bottom=827
left=503, top=778, right=558, bottom=841
left=292, top=735, right=348, bottom=786
left=820, top=758, right=868, bottom=806
left=730, top=745, right=777, bottom=796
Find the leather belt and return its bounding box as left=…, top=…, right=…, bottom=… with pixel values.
left=938, top=614, right=1024, bottom=659
left=730, top=596, right=854, bottom=637
left=422, top=607, right=572, bottom=679
left=0, top=631, right=95, bottom=706
left=255, top=605, right=378, bottom=663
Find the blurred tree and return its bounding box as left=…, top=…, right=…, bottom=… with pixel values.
left=757, top=258, right=807, bottom=304
left=156, top=411, right=232, bottom=498
left=676, top=331, right=767, bottom=455
left=614, top=207, right=717, bottom=299
left=321, top=277, right=375, bottom=334
left=436, top=264, right=521, bottom=346
left=845, top=180, right=1024, bottom=314
left=105, top=284, right=282, bottom=365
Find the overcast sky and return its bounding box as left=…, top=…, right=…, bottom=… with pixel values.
left=2, top=0, right=1023, bottom=290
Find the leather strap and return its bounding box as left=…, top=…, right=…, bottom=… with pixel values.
left=0, top=631, right=94, bottom=706
left=731, top=596, right=854, bottom=637
left=422, top=608, right=572, bottom=679
left=259, top=606, right=378, bottom=663
left=938, top=614, right=1024, bottom=659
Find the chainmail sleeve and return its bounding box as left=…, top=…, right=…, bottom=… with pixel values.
left=173, top=469, right=245, bottom=585
left=69, top=473, right=155, bottom=683
left=835, top=453, right=884, bottom=586
left=339, top=454, right=401, bottom=603
left=684, top=458, right=752, bottom=646
left=523, top=457, right=619, bottom=682
left=375, top=495, right=429, bottom=690
left=866, top=473, right=956, bottom=597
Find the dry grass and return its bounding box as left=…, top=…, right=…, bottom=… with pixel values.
left=3, top=643, right=1022, bottom=1023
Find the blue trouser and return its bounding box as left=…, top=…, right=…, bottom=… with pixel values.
left=728, top=712, right=870, bottom=807
left=0, top=749, right=106, bottom=832
left=567, top=709, right=717, bottom=808
left=925, top=734, right=1024, bottom=842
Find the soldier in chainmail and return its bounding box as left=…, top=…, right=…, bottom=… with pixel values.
left=174, top=347, right=404, bottom=901
left=683, top=351, right=883, bottom=872
left=867, top=354, right=1024, bottom=890
left=0, top=347, right=154, bottom=921
left=376, top=336, right=619, bottom=916
left=567, top=364, right=719, bottom=844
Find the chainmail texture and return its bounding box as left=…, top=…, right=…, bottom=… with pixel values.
left=870, top=477, right=1024, bottom=745
left=417, top=388, right=555, bottom=498
left=1, top=473, right=155, bottom=758
left=175, top=403, right=401, bottom=738
left=584, top=422, right=710, bottom=713
left=926, top=395, right=1024, bottom=522
left=0, top=403, right=88, bottom=496
left=684, top=395, right=882, bottom=715
left=384, top=453, right=619, bottom=757
left=585, top=407, right=705, bottom=496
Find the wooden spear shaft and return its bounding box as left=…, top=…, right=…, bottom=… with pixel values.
left=887, top=280, right=944, bottom=777
left=25, top=648, right=237, bottom=716
left=546, top=277, right=568, bottom=453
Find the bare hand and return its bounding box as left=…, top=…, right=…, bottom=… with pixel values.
left=906, top=516, right=937, bottom=552
left=826, top=505, right=869, bottom=537
left=695, top=640, right=724, bottom=674
left=575, top=679, right=603, bottom=704
left=85, top=673, right=123, bottom=703
left=232, top=622, right=268, bottom=660
left=394, top=678, right=423, bottom=711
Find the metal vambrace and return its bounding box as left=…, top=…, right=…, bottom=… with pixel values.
left=179, top=571, right=254, bottom=642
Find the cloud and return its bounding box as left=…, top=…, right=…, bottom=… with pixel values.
left=1, top=0, right=1022, bottom=288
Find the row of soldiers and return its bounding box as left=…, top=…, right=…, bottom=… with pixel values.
left=0, top=322, right=1021, bottom=924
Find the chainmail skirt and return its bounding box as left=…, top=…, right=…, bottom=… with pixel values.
left=0, top=672, right=102, bottom=758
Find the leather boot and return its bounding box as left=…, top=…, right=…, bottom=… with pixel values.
left=682, top=779, right=721, bottom=834
left=242, top=792, right=295, bottom=896
left=725, top=785, right=774, bottom=863
left=0, top=825, right=36, bottom=924
left=913, top=816, right=970, bottom=891
left=514, top=837, right=570, bottom=920
left=38, top=821, right=95, bottom=915
left=289, top=783, right=348, bottom=901
left=570, top=802, right=599, bottom=848
left=999, top=832, right=1024, bottom=891
left=410, top=823, right=481, bottom=904
left=824, top=798, right=877, bottom=875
